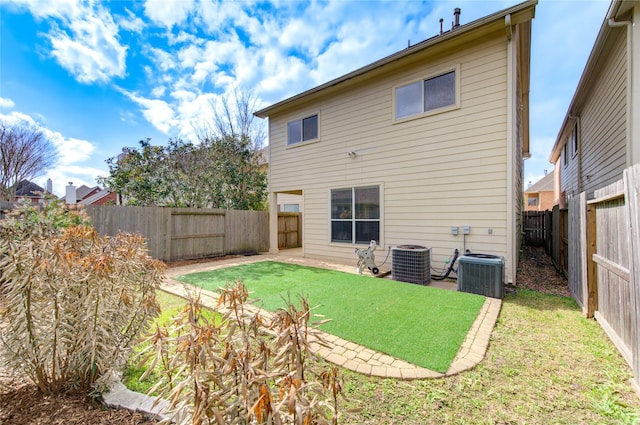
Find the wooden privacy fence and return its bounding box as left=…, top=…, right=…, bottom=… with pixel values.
left=85, top=206, right=269, bottom=262
left=522, top=208, right=567, bottom=275
left=563, top=164, right=640, bottom=393
left=278, top=212, right=301, bottom=249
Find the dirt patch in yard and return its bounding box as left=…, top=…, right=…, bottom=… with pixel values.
left=516, top=244, right=570, bottom=297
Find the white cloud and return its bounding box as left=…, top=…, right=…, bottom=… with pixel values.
left=48, top=11, right=127, bottom=84
left=0, top=97, right=15, bottom=109
left=116, top=8, right=146, bottom=32
left=7, top=1, right=128, bottom=84
left=118, top=88, right=178, bottom=134
left=144, top=0, right=195, bottom=29
left=0, top=111, right=95, bottom=165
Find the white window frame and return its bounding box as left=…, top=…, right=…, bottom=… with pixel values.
left=287, top=113, right=320, bottom=146
left=393, top=65, right=460, bottom=122
left=329, top=185, right=382, bottom=245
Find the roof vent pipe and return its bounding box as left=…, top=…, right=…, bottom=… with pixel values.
left=453, top=8, right=461, bottom=28
left=439, top=18, right=444, bottom=34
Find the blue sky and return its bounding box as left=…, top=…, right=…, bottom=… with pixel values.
left=0, top=0, right=610, bottom=196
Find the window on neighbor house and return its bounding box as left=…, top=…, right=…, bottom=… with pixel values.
left=287, top=114, right=318, bottom=145
left=563, top=142, right=568, bottom=167
left=331, top=186, right=380, bottom=244
left=395, top=70, right=457, bottom=120
left=283, top=204, right=299, bottom=212
left=528, top=196, right=538, bottom=207
left=570, top=122, right=579, bottom=158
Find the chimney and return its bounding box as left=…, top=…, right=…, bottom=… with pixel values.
left=453, top=8, right=461, bottom=28
left=46, top=178, right=53, bottom=194
left=65, top=182, right=77, bottom=205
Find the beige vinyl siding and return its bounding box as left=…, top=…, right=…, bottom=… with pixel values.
left=269, top=34, right=511, bottom=276
left=561, top=29, right=627, bottom=200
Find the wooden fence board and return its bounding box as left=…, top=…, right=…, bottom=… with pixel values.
left=624, top=165, right=640, bottom=391
left=567, top=194, right=585, bottom=311
left=84, top=206, right=268, bottom=261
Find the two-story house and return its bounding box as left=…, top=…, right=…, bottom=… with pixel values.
left=256, top=0, right=537, bottom=285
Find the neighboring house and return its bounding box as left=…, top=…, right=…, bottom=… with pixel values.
left=256, top=1, right=537, bottom=284
left=78, top=188, right=119, bottom=205
left=13, top=179, right=46, bottom=203
left=76, top=185, right=102, bottom=202
left=549, top=0, right=640, bottom=206
left=524, top=172, right=554, bottom=211
left=64, top=183, right=118, bottom=205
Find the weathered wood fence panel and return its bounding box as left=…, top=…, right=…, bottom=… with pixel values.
left=589, top=180, right=632, bottom=364
left=0, top=202, right=13, bottom=220
left=278, top=212, right=301, bottom=249
left=522, top=211, right=547, bottom=246
left=226, top=209, right=269, bottom=254
left=625, top=165, right=640, bottom=393
left=84, top=206, right=268, bottom=261
left=562, top=164, right=640, bottom=391
left=567, top=194, right=586, bottom=311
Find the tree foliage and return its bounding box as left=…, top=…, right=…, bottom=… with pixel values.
left=0, top=198, right=164, bottom=394
left=0, top=120, right=58, bottom=202
left=99, top=135, right=267, bottom=210
left=99, top=88, right=268, bottom=210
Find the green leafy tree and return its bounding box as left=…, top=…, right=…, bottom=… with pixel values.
left=99, top=89, right=267, bottom=210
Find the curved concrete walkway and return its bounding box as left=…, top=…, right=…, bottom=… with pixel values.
left=161, top=251, right=502, bottom=380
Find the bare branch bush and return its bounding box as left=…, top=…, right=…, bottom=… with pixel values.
left=0, top=198, right=164, bottom=394
left=145, top=281, right=344, bottom=425
left=0, top=119, right=58, bottom=202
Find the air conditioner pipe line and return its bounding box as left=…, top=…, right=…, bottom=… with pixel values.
left=431, top=248, right=459, bottom=280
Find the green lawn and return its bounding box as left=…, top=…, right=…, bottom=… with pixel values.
left=174, top=260, right=485, bottom=373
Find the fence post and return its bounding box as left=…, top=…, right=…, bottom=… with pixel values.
left=624, top=165, right=640, bottom=395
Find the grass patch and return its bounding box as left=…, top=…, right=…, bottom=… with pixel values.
left=174, top=260, right=485, bottom=373
left=336, top=289, right=640, bottom=424
left=122, top=290, right=216, bottom=394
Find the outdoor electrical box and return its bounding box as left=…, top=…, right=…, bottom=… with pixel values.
left=451, top=226, right=459, bottom=235
left=462, top=225, right=470, bottom=235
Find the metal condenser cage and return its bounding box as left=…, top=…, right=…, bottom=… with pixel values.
left=391, top=245, right=431, bottom=285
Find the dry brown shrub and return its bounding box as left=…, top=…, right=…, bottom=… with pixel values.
left=143, top=283, right=344, bottom=425
left=0, top=199, right=164, bottom=394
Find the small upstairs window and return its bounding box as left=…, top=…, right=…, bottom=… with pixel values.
left=287, top=114, right=318, bottom=145
left=395, top=69, right=457, bottom=120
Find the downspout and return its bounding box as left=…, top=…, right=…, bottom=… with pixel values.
left=505, top=15, right=516, bottom=285
left=607, top=17, right=633, bottom=167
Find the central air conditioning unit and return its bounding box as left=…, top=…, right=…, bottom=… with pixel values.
left=391, top=245, right=431, bottom=285
left=457, top=253, right=505, bottom=298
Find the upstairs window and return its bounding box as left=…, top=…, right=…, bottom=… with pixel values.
left=331, top=186, right=380, bottom=244
left=395, top=70, right=457, bottom=120
left=287, top=114, right=318, bottom=145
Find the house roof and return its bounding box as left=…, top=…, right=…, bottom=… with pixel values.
left=76, top=184, right=101, bottom=200
left=549, top=0, right=631, bottom=163
left=255, top=0, right=537, bottom=122
left=14, top=179, right=45, bottom=198
left=78, top=188, right=112, bottom=205
left=525, top=172, right=553, bottom=193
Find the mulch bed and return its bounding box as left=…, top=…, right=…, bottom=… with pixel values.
left=0, top=245, right=568, bottom=424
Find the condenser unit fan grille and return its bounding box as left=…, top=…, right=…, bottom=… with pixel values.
left=457, top=254, right=505, bottom=298
left=391, top=245, right=431, bottom=285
